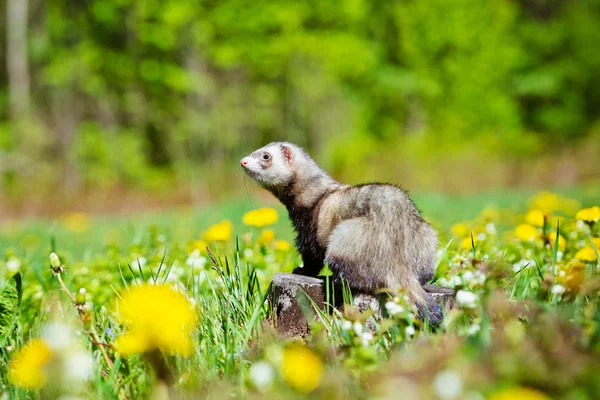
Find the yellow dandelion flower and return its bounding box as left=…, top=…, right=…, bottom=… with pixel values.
left=8, top=339, right=53, bottom=389
left=558, top=261, right=586, bottom=293
left=451, top=223, right=470, bottom=238
left=243, top=208, right=279, bottom=228
left=515, top=224, right=539, bottom=242
left=525, top=210, right=547, bottom=228
left=480, top=207, right=500, bottom=222
left=529, top=192, right=561, bottom=213
left=549, top=215, right=565, bottom=229
left=274, top=240, right=292, bottom=251
left=548, top=234, right=566, bottom=252
left=576, top=206, right=600, bottom=223
left=280, top=345, right=323, bottom=393
left=460, top=236, right=476, bottom=250
left=593, top=238, right=600, bottom=249
left=192, top=240, right=208, bottom=252
left=529, top=191, right=580, bottom=214
left=115, top=284, right=198, bottom=356
left=62, top=212, right=90, bottom=233
left=575, top=247, right=597, bottom=262
left=488, top=387, right=550, bottom=400
left=204, top=220, right=232, bottom=242
left=258, top=229, right=276, bottom=245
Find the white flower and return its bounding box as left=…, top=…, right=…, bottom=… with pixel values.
left=43, top=322, right=74, bottom=351
left=512, top=259, right=532, bottom=273
left=456, top=290, right=478, bottom=308
left=6, top=258, right=20, bottom=274
left=65, top=352, right=94, bottom=382
left=197, top=269, right=209, bottom=283
left=385, top=301, right=404, bottom=316
left=361, top=332, right=373, bottom=346
left=249, top=361, right=274, bottom=389
left=551, top=284, right=565, bottom=295
left=405, top=326, right=416, bottom=336
left=477, top=233, right=487, bottom=241
left=186, top=252, right=207, bottom=268
left=243, top=248, right=254, bottom=258
left=473, top=270, right=486, bottom=285
left=432, top=370, right=463, bottom=400
left=467, top=323, right=481, bottom=335
left=133, top=257, right=147, bottom=267
left=485, top=223, right=497, bottom=235
left=341, top=320, right=352, bottom=331
left=443, top=275, right=462, bottom=288
left=353, top=321, right=363, bottom=336
left=462, top=271, right=475, bottom=283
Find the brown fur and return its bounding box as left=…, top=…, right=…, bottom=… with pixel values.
left=241, top=142, right=442, bottom=324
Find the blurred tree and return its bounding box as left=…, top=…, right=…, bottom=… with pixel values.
left=0, top=0, right=598, bottom=205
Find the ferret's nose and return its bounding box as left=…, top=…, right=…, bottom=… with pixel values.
left=240, top=157, right=249, bottom=168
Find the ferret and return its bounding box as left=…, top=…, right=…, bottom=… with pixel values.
left=241, top=142, right=442, bottom=324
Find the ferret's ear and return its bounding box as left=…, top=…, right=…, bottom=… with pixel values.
left=280, top=144, right=293, bottom=165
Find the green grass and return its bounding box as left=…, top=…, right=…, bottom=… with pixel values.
left=2, top=186, right=598, bottom=261
left=1, top=186, right=600, bottom=399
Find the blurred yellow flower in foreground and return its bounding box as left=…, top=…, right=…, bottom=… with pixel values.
left=258, top=229, right=276, bottom=245
left=488, top=387, right=550, bottom=400
left=451, top=223, right=470, bottom=238
left=8, top=339, right=53, bottom=389
left=243, top=208, right=279, bottom=228
left=515, top=224, right=539, bottom=242
left=558, top=261, right=586, bottom=293
left=62, top=212, right=90, bottom=233
left=576, top=206, right=600, bottom=223
left=192, top=240, right=208, bottom=252
left=548, top=234, right=566, bottom=252
left=115, top=284, right=198, bottom=356
left=575, top=247, right=597, bottom=262
left=460, top=236, right=476, bottom=250
left=525, top=210, right=547, bottom=228
left=281, top=345, right=323, bottom=393
left=204, top=220, right=232, bottom=242
left=274, top=240, right=292, bottom=251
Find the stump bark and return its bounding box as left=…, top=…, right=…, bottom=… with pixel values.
left=265, top=273, right=456, bottom=338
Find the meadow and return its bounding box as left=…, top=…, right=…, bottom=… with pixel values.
left=1, top=187, right=600, bottom=399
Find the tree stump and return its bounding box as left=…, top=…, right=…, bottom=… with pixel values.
left=264, top=273, right=456, bottom=338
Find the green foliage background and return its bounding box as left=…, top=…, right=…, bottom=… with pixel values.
left=1, top=0, right=599, bottom=205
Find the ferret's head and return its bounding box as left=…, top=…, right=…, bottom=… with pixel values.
left=240, top=142, right=299, bottom=188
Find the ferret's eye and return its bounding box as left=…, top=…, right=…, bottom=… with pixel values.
left=262, top=154, right=271, bottom=161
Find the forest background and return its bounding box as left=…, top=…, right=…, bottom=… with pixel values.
left=1, top=0, right=599, bottom=219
